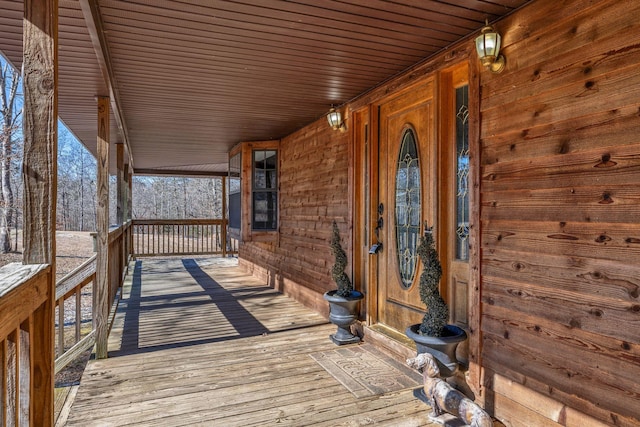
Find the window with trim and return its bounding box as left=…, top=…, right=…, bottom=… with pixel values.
left=252, top=150, right=278, bottom=230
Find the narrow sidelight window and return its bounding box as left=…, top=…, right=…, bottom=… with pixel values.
left=455, top=85, right=470, bottom=260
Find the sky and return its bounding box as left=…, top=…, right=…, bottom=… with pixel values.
left=1, top=52, right=95, bottom=167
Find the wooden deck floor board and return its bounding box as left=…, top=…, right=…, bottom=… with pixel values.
left=71, top=364, right=332, bottom=412
left=163, top=384, right=348, bottom=426
left=65, top=257, right=436, bottom=426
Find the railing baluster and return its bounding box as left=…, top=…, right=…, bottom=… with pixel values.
left=18, top=324, right=30, bottom=425
left=216, top=224, right=220, bottom=253
left=1, top=337, right=6, bottom=424
left=57, top=300, right=64, bottom=356
left=7, top=331, right=17, bottom=424
left=76, top=288, right=82, bottom=341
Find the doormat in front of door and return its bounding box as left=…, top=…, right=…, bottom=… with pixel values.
left=309, top=344, right=422, bottom=398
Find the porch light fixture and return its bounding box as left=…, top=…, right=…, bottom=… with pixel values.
left=327, top=107, right=347, bottom=132
left=475, top=20, right=505, bottom=74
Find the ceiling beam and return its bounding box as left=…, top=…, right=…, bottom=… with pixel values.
left=79, top=0, right=134, bottom=167
left=133, top=168, right=228, bottom=178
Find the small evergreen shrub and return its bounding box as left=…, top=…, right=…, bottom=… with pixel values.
left=416, top=224, right=449, bottom=336
left=330, top=221, right=353, bottom=297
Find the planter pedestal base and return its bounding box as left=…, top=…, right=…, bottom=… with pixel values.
left=324, top=290, right=364, bottom=346
left=329, top=326, right=361, bottom=345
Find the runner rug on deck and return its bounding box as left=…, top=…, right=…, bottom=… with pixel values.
left=310, top=344, right=422, bottom=398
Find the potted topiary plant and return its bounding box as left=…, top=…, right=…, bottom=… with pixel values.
left=405, top=223, right=467, bottom=377
left=323, top=221, right=364, bottom=345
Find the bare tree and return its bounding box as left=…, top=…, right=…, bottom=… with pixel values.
left=131, top=176, right=223, bottom=219
left=56, top=127, right=98, bottom=231
left=0, top=61, right=21, bottom=252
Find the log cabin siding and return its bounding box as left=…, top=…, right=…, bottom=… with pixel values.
left=479, top=0, right=640, bottom=425
left=239, top=120, right=351, bottom=315
left=237, top=0, right=640, bottom=424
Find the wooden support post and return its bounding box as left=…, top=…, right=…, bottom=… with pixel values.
left=123, top=162, right=130, bottom=222
left=128, top=168, right=133, bottom=258
left=22, top=0, right=58, bottom=424
left=116, top=143, right=126, bottom=281
left=127, top=169, right=132, bottom=221
left=221, top=177, right=227, bottom=257
left=116, top=143, right=124, bottom=225
left=23, top=1, right=58, bottom=266
left=94, top=96, right=110, bottom=359
left=123, top=162, right=130, bottom=267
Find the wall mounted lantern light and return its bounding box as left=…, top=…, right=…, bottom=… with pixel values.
left=475, top=20, right=505, bottom=73
left=327, top=107, right=347, bottom=132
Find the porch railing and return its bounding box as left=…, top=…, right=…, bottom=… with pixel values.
left=54, top=255, right=96, bottom=374
left=1, top=218, right=237, bottom=424
left=54, top=222, right=132, bottom=375
left=132, top=219, right=237, bottom=257
left=0, top=263, right=53, bottom=426
left=0, top=222, right=133, bottom=425
left=108, top=222, right=132, bottom=304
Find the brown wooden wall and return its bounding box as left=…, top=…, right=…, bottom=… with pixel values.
left=239, top=119, right=352, bottom=315
left=238, top=0, right=640, bottom=424
left=478, top=0, right=640, bottom=425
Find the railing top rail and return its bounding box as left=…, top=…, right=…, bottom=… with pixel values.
left=56, top=254, right=96, bottom=287
left=132, top=218, right=225, bottom=226
left=108, top=222, right=133, bottom=244
left=0, top=263, right=49, bottom=297
left=55, top=255, right=97, bottom=300
left=0, top=263, right=51, bottom=339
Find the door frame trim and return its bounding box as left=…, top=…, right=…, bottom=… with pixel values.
left=359, top=60, right=482, bottom=397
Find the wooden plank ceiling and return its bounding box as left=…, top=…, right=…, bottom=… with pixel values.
left=0, top=0, right=530, bottom=175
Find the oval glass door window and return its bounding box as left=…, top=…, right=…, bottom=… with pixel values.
left=395, top=127, right=421, bottom=289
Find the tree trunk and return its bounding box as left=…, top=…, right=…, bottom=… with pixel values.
left=0, top=63, right=19, bottom=253
left=0, top=149, right=9, bottom=251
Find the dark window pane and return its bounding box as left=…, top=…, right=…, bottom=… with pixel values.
left=253, top=192, right=278, bottom=230
left=229, top=192, right=241, bottom=229
left=254, top=169, right=266, bottom=189
left=264, top=150, right=277, bottom=169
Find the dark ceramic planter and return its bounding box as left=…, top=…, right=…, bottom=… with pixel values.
left=405, top=324, right=467, bottom=378
left=323, top=290, right=364, bottom=345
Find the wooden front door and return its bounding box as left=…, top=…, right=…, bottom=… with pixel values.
left=376, top=80, right=436, bottom=331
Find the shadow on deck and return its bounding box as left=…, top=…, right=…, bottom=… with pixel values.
left=63, top=257, right=436, bottom=426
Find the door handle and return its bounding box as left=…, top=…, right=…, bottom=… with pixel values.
left=372, top=203, right=384, bottom=253
left=369, top=243, right=382, bottom=254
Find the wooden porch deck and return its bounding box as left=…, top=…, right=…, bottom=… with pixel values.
left=62, top=257, right=436, bottom=426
